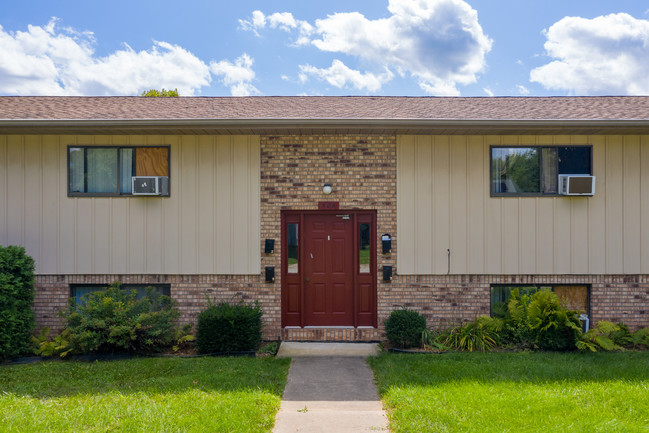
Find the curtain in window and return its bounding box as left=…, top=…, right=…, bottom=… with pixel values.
left=541, top=148, right=558, bottom=194
left=120, top=148, right=134, bottom=194
left=69, top=148, right=85, bottom=193
left=87, top=148, right=118, bottom=193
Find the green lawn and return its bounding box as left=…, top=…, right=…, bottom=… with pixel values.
left=369, top=351, right=649, bottom=433
left=0, top=356, right=290, bottom=433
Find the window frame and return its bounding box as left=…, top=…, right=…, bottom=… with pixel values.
left=67, top=145, right=171, bottom=197
left=490, top=145, right=593, bottom=197
left=490, top=284, right=590, bottom=317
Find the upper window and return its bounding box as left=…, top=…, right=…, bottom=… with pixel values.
left=68, top=146, right=169, bottom=196
left=491, top=146, right=591, bottom=196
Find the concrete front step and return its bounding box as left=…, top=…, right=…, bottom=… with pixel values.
left=276, top=342, right=381, bottom=358
left=281, top=327, right=382, bottom=342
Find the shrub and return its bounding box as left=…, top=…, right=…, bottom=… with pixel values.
left=385, top=308, right=426, bottom=349
left=577, top=322, right=649, bottom=352
left=0, top=245, right=35, bottom=361
left=34, top=282, right=181, bottom=356
left=196, top=300, right=262, bottom=354
left=526, top=290, right=581, bottom=351
left=438, top=317, right=499, bottom=352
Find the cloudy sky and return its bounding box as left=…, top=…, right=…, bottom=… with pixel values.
left=1, top=0, right=648, bottom=97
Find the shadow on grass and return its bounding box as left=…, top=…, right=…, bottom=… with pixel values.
left=0, top=356, right=291, bottom=399
left=368, top=351, right=649, bottom=392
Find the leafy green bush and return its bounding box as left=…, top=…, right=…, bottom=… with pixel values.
left=496, top=289, right=580, bottom=351
left=433, top=316, right=499, bottom=352
left=196, top=300, right=262, bottom=354
left=578, top=321, right=649, bottom=352
left=526, top=290, right=581, bottom=351
left=0, top=245, right=35, bottom=361
left=385, top=308, right=427, bottom=349
left=34, top=282, right=180, bottom=357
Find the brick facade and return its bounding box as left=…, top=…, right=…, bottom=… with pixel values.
left=32, top=134, right=649, bottom=340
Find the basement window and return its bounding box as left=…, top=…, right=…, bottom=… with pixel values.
left=490, top=284, right=589, bottom=317
left=70, top=284, right=171, bottom=305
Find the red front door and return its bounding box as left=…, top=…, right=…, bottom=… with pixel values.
left=303, top=213, right=354, bottom=326
left=281, top=210, right=377, bottom=328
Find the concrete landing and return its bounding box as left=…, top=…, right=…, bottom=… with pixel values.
left=276, top=342, right=381, bottom=358
left=273, top=347, right=389, bottom=433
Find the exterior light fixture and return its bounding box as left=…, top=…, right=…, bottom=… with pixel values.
left=322, top=183, right=333, bottom=195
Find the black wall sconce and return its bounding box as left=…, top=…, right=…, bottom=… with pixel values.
left=382, top=234, right=392, bottom=255
left=265, top=266, right=275, bottom=283
left=383, top=265, right=393, bottom=282
left=264, top=239, right=275, bottom=254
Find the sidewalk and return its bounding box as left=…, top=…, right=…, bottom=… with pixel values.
left=272, top=343, right=389, bottom=433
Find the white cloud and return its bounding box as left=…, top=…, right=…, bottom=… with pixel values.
left=240, top=11, right=313, bottom=45
left=516, top=84, right=530, bottom=95
left=530, top=13, right=649, bottom=95
left=0, top=18, right=212, bottom=96
left=210, top=53, right=260, bottom=96
left=299, top=59, right=394, bottom=92
left=242, top=0, right=492, bottom=95
left=483, top=88, right=494, bottom=97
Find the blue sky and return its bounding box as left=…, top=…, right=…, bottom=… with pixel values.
left=1, top=0, right=648, bottom=97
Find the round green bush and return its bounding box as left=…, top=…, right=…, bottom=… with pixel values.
left=196, top=301, right=262, bottom=354
left=385, top=308, right=427, bottom=348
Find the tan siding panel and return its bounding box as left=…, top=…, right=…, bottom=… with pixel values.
left=40, top=137, right=60, bottom=273
left=215, top=136, right=233, bottom=272
left=588, top=136, right=607, bottom=273
left=570, top=198, right=590, bottom=273
left=415, top=136, right=433, bottom=273
left=58, top=136, right=77, bottom=273
left=162, top=138, right=181, bottom=274
left=197, top=136, right=216, bottom=273
left=433, top=137, right=451, bottom=273
left=466, top=136, right=485, bottom=273
left=642, top=136, right=649, bottom=273
left=450, top=136, right=467, bottom=274
left=623, top=136, right=641, bottom=273
left=23, top=136, right=42, bottom=268
left=232, top=136, right=252, bottom=274
left=6, top=136, right=24, bottom=246
left=179, top=136, right=198, bottom=274
left=396, top=136, right=416, bottom=274
left=605, top=136, right=624, bottom=273
left=0, top=137, right=7, bottom=246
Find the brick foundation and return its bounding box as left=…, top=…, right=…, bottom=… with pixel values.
left=34, top=273, right=649, bottom=340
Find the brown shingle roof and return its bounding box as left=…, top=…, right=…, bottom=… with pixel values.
left=1, top=96, right=649, bottom=135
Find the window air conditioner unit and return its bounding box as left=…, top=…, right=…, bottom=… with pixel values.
left=132, top=176, right=169, bottom=196
left=558, top=174, right=595, bottom=196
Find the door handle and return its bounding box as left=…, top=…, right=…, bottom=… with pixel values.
left=305, top=277, right=310, bottom=282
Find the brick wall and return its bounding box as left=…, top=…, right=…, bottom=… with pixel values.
left=31, top=133, right=649, bottom=340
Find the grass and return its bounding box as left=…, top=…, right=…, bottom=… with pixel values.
left=0, top=356, right=290, bottom=433
left=369, top=351, right=649, bottom=433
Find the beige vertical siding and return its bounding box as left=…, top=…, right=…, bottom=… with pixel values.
left=397, top=134, right=649, bottom=275
left=0, top=135, right=260, bottom=275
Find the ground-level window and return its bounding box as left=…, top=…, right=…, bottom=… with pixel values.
left=70, top=284, right=171, bottom=304
left=490, top=284, right=589, bottom=317
left=68, top=146, right=169, bottom=196
left=491, top=146, right=592, bottom=196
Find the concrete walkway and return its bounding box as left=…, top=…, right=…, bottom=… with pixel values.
left=273, top=343, right=389, bottom=433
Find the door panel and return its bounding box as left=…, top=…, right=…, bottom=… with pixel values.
left=304, top=214, right=354, bottom=326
